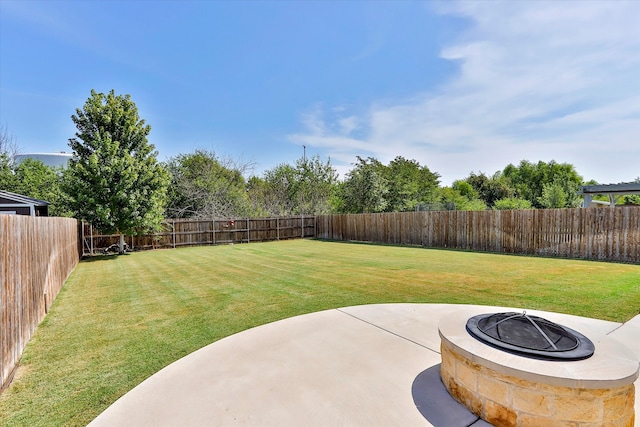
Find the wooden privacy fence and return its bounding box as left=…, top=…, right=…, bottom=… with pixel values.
left=317, top=207, right=640, bottom=263
left=1, top=215, right=80, bottom=390
left=81, top=216, right=316, bottom=255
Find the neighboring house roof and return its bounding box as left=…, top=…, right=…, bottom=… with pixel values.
left=0, top=190, right=51, bottom=206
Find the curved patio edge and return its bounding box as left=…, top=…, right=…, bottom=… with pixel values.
left=88, top=304, right=639, bottom=427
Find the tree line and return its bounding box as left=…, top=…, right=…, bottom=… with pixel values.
left=1, top=90, right=638, bottom=252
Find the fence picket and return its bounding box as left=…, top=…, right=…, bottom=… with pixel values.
left=81, top=216, right=316, bottom=255
left=1, top=216, right=80, bottom=390
left=316, top=208, right=640, bottom=263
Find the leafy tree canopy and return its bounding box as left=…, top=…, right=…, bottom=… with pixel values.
left=538, top=181, right=568, bottom=208
left=383, top=156, right=440, bottom=212
left=0, top=154, right=71, bottom=217
left=493, top=197, right=533, bottom=210
left=293, top=155, right=339, bottom=215
left=621, top=177, right=640, bottom=206
left=251, top=155, right=338, bottom=216
left=341, top=156, right=388, bottom=213
left=14, top=159, right=71, bottom=216
left=502, top=160, right=582, bottom=208
left=166, top=150, right=251, bottom=218
left=256, top=163, right=298, bottom=216
left=64, top=89, right=169, bottom=252
left=463, top=171, right=514, bottom=208
left=438, top=182, right=486, bottom=211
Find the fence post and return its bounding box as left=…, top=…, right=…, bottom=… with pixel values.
left=277, top=217, right=280, bottom=240
left=247, top=218, right=250, bottom=243
left=172, top=220, right=176, bottom=249
left=90, top=223, right=94, bottom=255
left=212, top=219, right=215, bottom=246
left=81, top=221, right=85, bottom=256
left=301, top=214, right=304, bottom=238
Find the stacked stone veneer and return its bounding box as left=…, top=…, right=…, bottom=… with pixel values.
left=440, top=339, right=635, bottom=427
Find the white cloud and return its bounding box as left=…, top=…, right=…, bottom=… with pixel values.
left=290, top=1, right=640, bottom=184
left=338, top=116, right=360, bottom=135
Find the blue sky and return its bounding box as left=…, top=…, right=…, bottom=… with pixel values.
left=1, top=0, right=638, bottom=185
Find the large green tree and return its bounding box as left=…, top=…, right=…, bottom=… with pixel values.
left=502, top=160, right=582, bottom=208
left=64, top=89, right=170, bottom=253
left=166, top=150, right=251, bottom=218
left=292, top=155, right=339, bottom=215
left=250, top=163, right=298, bottom=216
left=538, top=181, right=568, bottom=208
left=436, top=181, right=487, bottom=211
left=464, top=171, right=514, bottom=208
left=383, top=156, right=440, bottom=212
left=341, top=156, right=388, bottom=213
left=249, top=155, right=338, bottom=216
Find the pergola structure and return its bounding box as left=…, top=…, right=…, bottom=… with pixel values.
left=579, top=182, right=640, bottom=207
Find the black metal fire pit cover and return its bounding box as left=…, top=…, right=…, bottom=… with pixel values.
left=466, top=312, right=595, bottom=361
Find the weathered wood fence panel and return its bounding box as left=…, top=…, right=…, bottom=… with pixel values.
left=1, top=215, right=80, bottom=390
left=317, top=207, right=640, bottom=263
left=81, top=216, right=316, bottom=255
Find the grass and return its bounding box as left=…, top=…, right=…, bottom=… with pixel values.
left=1, top=239, right=639, bottom=426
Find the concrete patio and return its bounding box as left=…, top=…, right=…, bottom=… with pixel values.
left=88, top=304, right=640, bottom=426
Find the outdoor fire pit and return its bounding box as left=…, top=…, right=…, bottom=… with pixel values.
left=466, top=311, right=595, bottom=361
left=439, top=310, right=638, bottom=427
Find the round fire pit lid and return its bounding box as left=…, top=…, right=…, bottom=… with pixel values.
left=466, top=312, right=595, bottom=361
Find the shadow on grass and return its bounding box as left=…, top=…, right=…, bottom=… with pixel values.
left=81, top=253, right=132, bottom=262
left=311, top=238, right=632, bottom=265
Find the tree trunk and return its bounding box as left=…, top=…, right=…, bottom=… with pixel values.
left=119, top=233, right=125, bottom=255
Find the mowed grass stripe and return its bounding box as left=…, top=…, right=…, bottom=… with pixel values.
left=0, top=239, right=638, bottom=427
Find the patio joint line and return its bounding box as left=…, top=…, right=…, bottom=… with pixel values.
left=336, top=308, right=440, bottom=355
left=605, top=322, right=625, bottom=336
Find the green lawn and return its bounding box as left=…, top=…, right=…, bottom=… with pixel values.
left=1, top=239, right=639, bottom=426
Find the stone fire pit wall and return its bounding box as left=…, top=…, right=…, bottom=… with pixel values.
left=440, top=339, right=635, bottom=427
